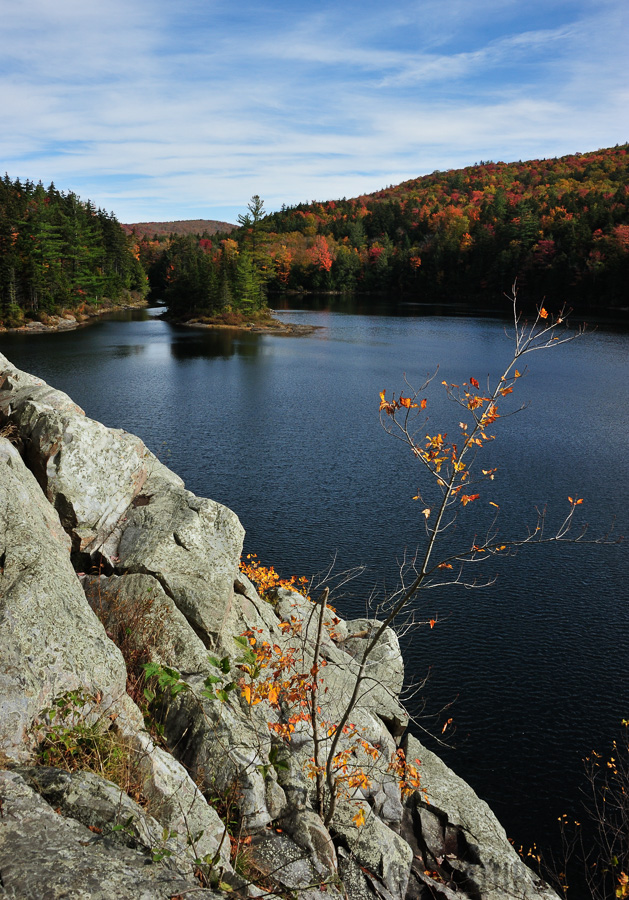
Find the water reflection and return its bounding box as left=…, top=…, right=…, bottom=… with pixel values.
left=168, top=326, right=261, bottom=360
left=272, top=293, right=514, bottom=319
left=105, top=308, right=155, bottom=322
left=272, top=292, right=629, bottom=327
left=112, top=344, right=146, bottom=358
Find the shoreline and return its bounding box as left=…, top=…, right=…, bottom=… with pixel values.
left=177, top=317, right=318, bottom=336
left=0, top=302, right=318, bottom=339
left=0, top=295, right=149, bottom=335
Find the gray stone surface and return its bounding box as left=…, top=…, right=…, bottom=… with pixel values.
left=278, top=807, right=338, bottom=881
left=332, top=799, right=413, bottom=900
left=340, top=617, right=406, bottom=708
left=0, top=438, right=127, bottom=763
left=0, top=770, right=223, bottom=900
left=248, top=829, right=343, bottom=900
left=159, top=679, right=286, bottom=831
left=116, top=481, right=244, bottom=645
left=131, top=732, right=233, bottom=872
left=82, top=572, right=211, bottom=675
left=276, top=586, right=349, bottom=655
left=218, top=572, right=286, bottom=658
left=0, top=353, right=160, bottom=559
left=337, top=847, right=384, bottom=899
left=0, top=353, right=245, bottom=648
left=403, top=734, right=559, bottom=899
left=14, top=766, right=166, bottom=853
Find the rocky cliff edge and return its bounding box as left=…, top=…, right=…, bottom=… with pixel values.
left=0, top=351, right=558, bottom=900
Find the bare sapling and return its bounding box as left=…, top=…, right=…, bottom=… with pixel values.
left=319, top=288, right=612, bottom=827
left=144, top=289, right=613, bottom=889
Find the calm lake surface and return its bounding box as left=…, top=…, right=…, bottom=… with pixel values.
left=1, top=304, right=628, bottom=862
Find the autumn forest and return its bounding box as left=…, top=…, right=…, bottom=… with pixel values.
left=1, top=144, right=628, bottom=327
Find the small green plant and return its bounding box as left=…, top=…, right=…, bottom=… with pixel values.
left=203, top=654, right=239, bottom=703
left=256, top=745, right=289, bottom=780
left=35, top=689, right=115, bottom=773
left=150, top=826, right=178, bottom=863
left=34, top=688, right=234, bottom=887
left=191, top=845, right=232, bottom=891
left=33, top=688, right=145, bottom=803
left=142, top=663, right=190, bottom=700
left=142, top=656, right=238, bottom=707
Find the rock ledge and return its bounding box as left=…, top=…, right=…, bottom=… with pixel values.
left=0, top=351, right=557, bottom=900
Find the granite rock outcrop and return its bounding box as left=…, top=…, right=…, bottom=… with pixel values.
left=0, top=351, right=558, bottom=900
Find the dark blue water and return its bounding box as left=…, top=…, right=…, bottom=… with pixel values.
left=2, top=306, right=628, bottom=868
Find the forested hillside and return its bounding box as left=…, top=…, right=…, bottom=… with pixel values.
left=0, top=177, right=147, bottom=327
left=3, top=146, right=627, bottom=328
left=144, top=145, right=629, bottom=316
left=121, top=219, right=236, bottom=239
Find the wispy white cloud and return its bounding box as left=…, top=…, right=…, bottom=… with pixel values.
left=1, top=0, right=627, bottom=221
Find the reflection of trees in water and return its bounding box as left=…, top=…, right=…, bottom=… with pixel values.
left=272, top=293, right=360, bottom=314
left=169, top=328, right=261, bottom=361
left=270, top=292, right=513, bottom=319
left=111, top=345, right=146, bottom=359
left=107, top=309, right=154, bottom=323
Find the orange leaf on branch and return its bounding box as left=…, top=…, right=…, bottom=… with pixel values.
left=352, top=807, right=366, bottom=828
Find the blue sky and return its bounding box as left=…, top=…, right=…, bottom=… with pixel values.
left=2, top=0, right=627, bottom=224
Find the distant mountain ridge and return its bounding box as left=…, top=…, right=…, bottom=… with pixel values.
left=122, top=218, right=236, bottom=238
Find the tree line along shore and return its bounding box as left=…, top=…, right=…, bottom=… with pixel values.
left=1, top=144, right=628, bottom=330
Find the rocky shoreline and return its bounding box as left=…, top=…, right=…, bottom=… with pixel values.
left=0, top=302, right=317, bottom=338
left=0, top=352, right=558, bottom=899
left=0, top=294, right=148, bottom=335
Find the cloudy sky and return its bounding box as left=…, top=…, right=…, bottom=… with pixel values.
left=2, top=0, right=627, bottom=224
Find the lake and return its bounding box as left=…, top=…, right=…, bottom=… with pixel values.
left=1, top=302, right=628, bottom=872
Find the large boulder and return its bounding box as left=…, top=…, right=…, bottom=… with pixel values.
left=14, top=766, right=169, bottom=854
left=129, top=732, right=233, bottom=874
left=82, top=572, right=211, bottom=676
left=0, top=352, right=158, bottom=559
left=157, top=677, right=287, bottom=832
left=0, top=352, right=245, bottom=648
left=247, top=828, right=343, bottom=900
left=115, top=482, right=244, bottom=645
left=0, top=438, right=128, bottom=762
